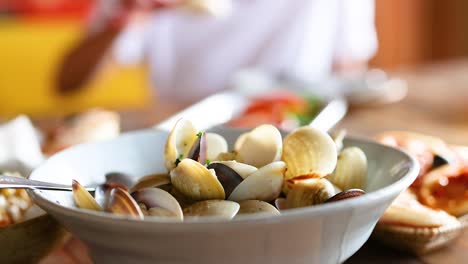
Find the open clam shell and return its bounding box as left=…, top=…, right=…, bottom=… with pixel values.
left=164, top=118, right=198, bottom=171
left=285, top=178, right=336, bottom=209
left=104, top=172, right=135, bottom=188
left=132, top=188, right=183, bottom=221
left=228, top=161, right=285, bottom=202
left=237, top=200, right=280, bottom=217
left=328, top=147, right=367, bottom=191
left=207, top=163, right=243, bottom=197
left=107, top=188, right=144, bottom=219
left=94, top=182, right=127, bottom=209
left=325, top=189, right=365, bottom=203
left=183, top=200, right=240, bottom=220
left=72, top=180, right=102, bottom=211
left=129, top=173, right=171, bottom=194
left=170, top=159, right=225, bottom=201
left=235, top=125, right=282, bottom=168
left=211, top=161, right=257, bottom=179
left=282, top=126, right=337, bottom=183
left=205, top=133, right=228, bottom=161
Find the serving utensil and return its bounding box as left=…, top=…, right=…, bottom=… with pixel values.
left=0, top=174, right=94, bottom=192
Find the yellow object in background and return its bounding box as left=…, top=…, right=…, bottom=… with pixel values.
left=0, top=18, right=152, bottom=118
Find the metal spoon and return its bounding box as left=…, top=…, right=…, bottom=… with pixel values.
left=0, top=174, right=94, bottom=192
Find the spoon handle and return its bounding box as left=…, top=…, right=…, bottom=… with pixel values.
left=0, top=174, right=94, bottom=192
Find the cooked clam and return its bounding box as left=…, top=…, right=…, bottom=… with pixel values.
left=187, top=131, right=207, bottom=164
left=129, top=173, right=171, bottom=193
left=234, top=132, right=249, bottom=152
left=228, top=161, right=285, bottom=202
left=274, top=198, right=287, bottom=211
left=183, top=200, right=240, bottom=220
left=170, top=159, right=225, bottom=200
left=237, top=200, right=280, bottom=216
left=132, top=188, right=183, bottom=220
left=107, top=188, right=144, bottom=219
left=285, top=178, right=336, bottom=209
left=205, top=133, right=228, bottom=161
left=104, top=172, right=135, bottom=188
left=148, top=207, right=179, bottom=218
left=328, top=147, right=367, bottom=191
left=214, top=151, right=237, bottom=162
left=325, top=189, right=365, bottom=203
left=207, top=163, right=243, bottom=197
left=235, top=125, right=282, bottom=168
left=72, top=180, right=102, bottom=211
left=94, top=182, right=127, bottom=209
left=282, top=126, right=337, bottom=183
left=164, top=118, right=198, bottom=171
left=211, top=161, right=257, bottom=179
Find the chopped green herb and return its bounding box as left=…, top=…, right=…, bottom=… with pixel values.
left=174, top=154, right=184, bottom=166
left=206, top=159, right=211, bottom=166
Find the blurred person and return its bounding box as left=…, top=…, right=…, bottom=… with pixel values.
left=57, top=0, right=377, bottom=102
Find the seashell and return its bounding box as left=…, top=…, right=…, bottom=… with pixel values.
left=282, top=126, right=337, bottom=183
left=328, top=147, right=367, bottom=190
left=214, top=151, right=237, bottom=162
left=129, top=173, right=171, bottom=193
left=169, top=186, right=195, bottom=208
left=187, top=131, right=207, bottom=164
left=234, top=132, right=249, bottom=152
left=285, top=178, right=336, bottom=209
left=205, top=133, right=228, bottom=161
left=72, top=180, right=102, bottom=211
left=207, top=163, right=243, bottom=197
left=235, top=125, right=282, bottom=168
left=325, top=189, right=365, bottom=203
left=106, top=188, right=144, bottom=219
left=94, top=182, right=127, bottom=209
left=237, top=200, right=280, bottom=216
left=104, top=172, right=135, bottom=188
left=228, top=161, right=285, bottom=202
left=211, top=161, right=257, bottom=179
left=183, top=200, right=239, bottom=220
left=274, top=198, right=287, bottom=211
left=132, top=188, right=183, bottom=221
left=164, top=118, right=198, bottom=171
left=148, top=207, right=179, bottom=219
left=138, top=203, right=149, bottom=216
left=170, top=159, right=225, bottom=201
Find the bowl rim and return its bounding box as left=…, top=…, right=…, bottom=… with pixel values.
left=29, top=129, right=419, bottom=230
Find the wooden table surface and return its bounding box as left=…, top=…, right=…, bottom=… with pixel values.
left=35, top=61, right=468, bottom=263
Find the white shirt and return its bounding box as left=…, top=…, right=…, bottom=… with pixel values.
left=113, top=0, right=377, bottom=101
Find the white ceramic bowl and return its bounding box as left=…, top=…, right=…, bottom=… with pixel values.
left=29, top=128, right=418, bottom=264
